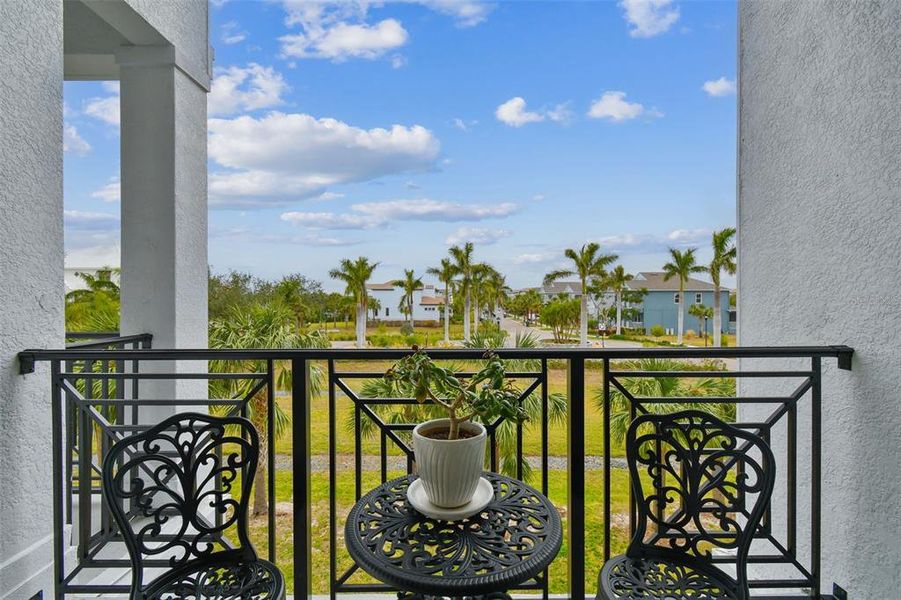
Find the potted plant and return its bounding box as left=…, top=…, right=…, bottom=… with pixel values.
left=385, top=347, right=528, bottom=508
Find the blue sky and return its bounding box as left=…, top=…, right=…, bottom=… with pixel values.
left=63, top=0, right=737, bottom=291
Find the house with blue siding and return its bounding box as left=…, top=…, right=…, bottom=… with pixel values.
left=625, top=272, right=733, bottom=336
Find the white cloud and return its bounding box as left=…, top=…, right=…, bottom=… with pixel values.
left=316, top=191, right=345, bottom=201
left=513, top=252, right=558, bottom=266
left=63, top=124, right=91, bottom=155
left=620, top=0, right=680, bottom=38
left=281, top=198, right=519, bottom=230
left=212, top=225, right=357, bottom=246
left=547, top=102, right=574, bottom=124
left=209, top=64, right=288, bottom=116
left=390, top=54, right=407, bottom=69
left=208, top=112, right=440, bottom=206
left=221, top=20, right=248, bottom=44
left=354, top=199, right=518, bottom=221
left=591, top=228, right=713, bottom=254
left=418, top=1, right=495, bottom=27
left=65, top=244, right=120, bottom=269
left=702, top=76, right=736, bottom=97
left=91, top=177, right=120, bottom=203
left=445, top=227, right=511, bottom=245
left=64, top=210, right=120, bottom=228
left=280, top=18, right=408, bottom=61
left=587, top=91, right=659, bottom=122
left=495, top=97, right=545, bottom=127
left=84, top=95, right=120, bottom=127
left=666, top=228, right=711, bottom=245
left=101, top=81, right=120, bottom=94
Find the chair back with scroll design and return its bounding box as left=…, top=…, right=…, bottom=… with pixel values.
left=625, top=410, right=776, bottom=595
left=102, top=412, right=260, bottom=599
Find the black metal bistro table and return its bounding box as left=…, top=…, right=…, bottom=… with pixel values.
left=345, top=472, right=562, bottom=600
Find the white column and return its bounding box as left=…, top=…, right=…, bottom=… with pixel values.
left=118, top=46, right=208, bottom=406
left=739, top=1, right=901, bottom=596
left=0, top=2, right=63, bottom=598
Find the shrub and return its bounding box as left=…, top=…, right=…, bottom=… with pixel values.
left=399, top=321, right=414, bottom=335
left=650, top=324, right=666, bottom=337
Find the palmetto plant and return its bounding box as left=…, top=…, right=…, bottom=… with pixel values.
left=662, top=247, right=706, bottom=345
left=595, top=358, right=736, bottom=445
left=426, top=258, right=457, bottom=343
left=329, top=257, right=379, bottom=348
left=209, top=303, right=328, bottom=516
left=544, top=243, right=617, bottom=346
left=392, top=269, right=423, bottom=331
left=449, top=242, right=475, bottom=341
left=705, top=227, right=737, bottom=347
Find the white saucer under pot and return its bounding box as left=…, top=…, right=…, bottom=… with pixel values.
left=407, top=476, right=493, bottom=521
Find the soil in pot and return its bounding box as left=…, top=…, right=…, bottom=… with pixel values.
left=418, top=426, right=478, bottom=440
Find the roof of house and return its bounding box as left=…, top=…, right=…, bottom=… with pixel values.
left=419, top=295, right=445, bottom=306
left=541, top=281, right=582, bottom=295
left=366, top=282, right=396, bottom=291
left=625, top=272, right=721, bottom=292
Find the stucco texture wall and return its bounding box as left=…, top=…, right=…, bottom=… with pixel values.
left=0, top=1, right=64, bottom=597
left=124, top=0, right=209, bottom=85
left=739, top=1, right=901, bottom=595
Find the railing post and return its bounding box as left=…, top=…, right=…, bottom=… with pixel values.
left=51, top=360, right=65, bottom=600
left=602, top=358, right=611, bottom=561
left=267, top=359, right=276, bottom=563
left=292, top=358, right=313, bottom=600
left=811, top=356, right=822, bottom=596
left=567, top=356, right=585, bottom=600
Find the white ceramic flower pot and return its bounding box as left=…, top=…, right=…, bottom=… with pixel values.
left=412, top=418, right=487, bottom=508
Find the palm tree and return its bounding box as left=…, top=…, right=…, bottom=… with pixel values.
left=482, top=268, right=509, bottom=324
left=449, top=242, right=475, bottom=341
left=544, top=243, right=617, bottom=346
left=705, top=227, right=737, bottom=347
left=275, top=276, right=308, bottom=330
left=427, top=258, right=457, bottom=343
left=65, top=268, right=121, bottom=332
left=471, top=263, right=496, bottom=334
left=605, top=266, right=634, bottom=335
left=392, top=269, right=423, bottom=330
left=662, top=247, right=706, bottom=345
left=329, top=257, right=379, bottom=348
left=688, top=303, right=714, bottom=340
left=209, top=303, right=328, bottom=515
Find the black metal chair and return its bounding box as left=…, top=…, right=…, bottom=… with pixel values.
left=102, top=412, right=285, bottom=600
left=598, top=410, right=776, bottom=600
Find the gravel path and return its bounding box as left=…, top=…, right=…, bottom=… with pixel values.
left=275, top=453, right=627, bottom=471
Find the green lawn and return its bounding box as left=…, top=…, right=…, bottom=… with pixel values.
left=239, top=468, right=635, bottom=595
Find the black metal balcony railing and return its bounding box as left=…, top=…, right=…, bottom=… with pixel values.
left=18, top=342, right=853, bottom=599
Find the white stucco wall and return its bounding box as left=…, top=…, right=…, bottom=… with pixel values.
left=0, top=1, right=64, bottom=597
left=738, top=1, right=901, bottom=595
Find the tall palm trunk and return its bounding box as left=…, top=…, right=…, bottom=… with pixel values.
left=676, top=284, right=685, bottom=345
left=579, top=293, right=588, bottom=346
left=463, top=292, right=471, bottom=341
left=473, top=296, right=480, bottom=334
left=251, top=394, right=269, bottom=516
left=443, top=289, right=450, bottom=342
left=356, top=303, right=365, bottom=348
left=713, top=284, right=723, bottom=347
left=616, top=291, right=623, bottom=335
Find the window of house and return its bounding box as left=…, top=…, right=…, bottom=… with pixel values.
left=695, top=293, right=703, bottom=304
left=673, top=293, right=680, bottom=304
left=385, top=307, right=390, bottom=316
